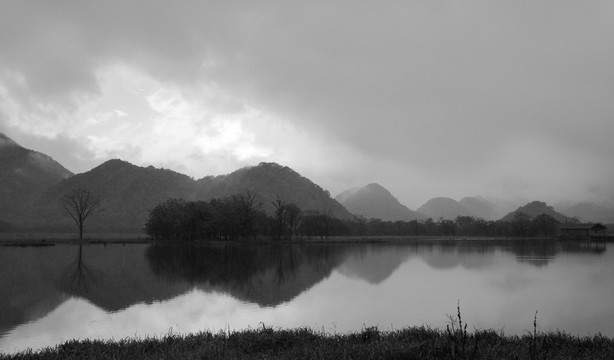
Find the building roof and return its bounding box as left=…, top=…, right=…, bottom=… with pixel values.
left=560, top=223, right=607, bottom=231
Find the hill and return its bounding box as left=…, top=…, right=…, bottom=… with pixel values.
left=0, top=133, right=73, bottom=222
left=558, top=201, right=614, bottom=224
left=198, top=162, right=353, bottom=220
left=335, top=183, right=425, bottom=221
left=21, top=159, right=198, bottom=232
left=416, top=197, right=475, bottom=220
left=18, top=160, right=352, bottom=232
left=499, top=201, right=573, bottom=223
left=458, top=196, right=517, bottom=220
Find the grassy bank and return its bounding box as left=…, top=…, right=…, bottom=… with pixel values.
left=2, top=325, right=613, bottom=360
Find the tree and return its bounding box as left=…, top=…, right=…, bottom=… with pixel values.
left=61, top=187, right=101, bottom=240
left=233, top=190, right=260, bottom=239
left=272, top=195, right=286, bottom=241
left=531, top=214, right=559, bottom=238
left=510, top=212, right=531, bottom=238
left=144, top=198, right=187, bottom=240
left=439, top=218, right=456, bottom=236
left=284, top=203, right=302, bottom=240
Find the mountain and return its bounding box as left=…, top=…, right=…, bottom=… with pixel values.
left=335, top=183, right=425, bottom=221
left=18, top=160, right=352, bottom=232
left=198, top=162, right=353, bottom=220
left=21, top=159, right=198, bottom=232
left=558, top=202, right=614, bottom=224
left=458, top=196, right=517, bottom=220
left=416, top=197, right=475, bottom=220
left=0, top=133, right=73, bottom=222
left=499, top=201, right=572, bottom=223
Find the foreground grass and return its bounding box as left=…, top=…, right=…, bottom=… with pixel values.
left=2, top=325, right=614, bottom=360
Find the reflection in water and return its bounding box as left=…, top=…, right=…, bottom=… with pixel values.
left=58, top=245, right=100, bottom=297
left=0, top=239, right=612, bottom=353
left=145, top=244, right=349, bottom=306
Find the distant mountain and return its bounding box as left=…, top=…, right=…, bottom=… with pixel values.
left=0, top=133, right=73, bottom=222
left=558, top=202, right=614, bottom=224
left=198, top=162, right=353, bottom=220
left=458, top=196, right=517, bottom=220
left=22, top=159, right=198, bottom=232
left=335, top=183, right=425, bottom=221
left=499, top=201, right=573, bottom=223
left=417, top=197, right=475, bottom=220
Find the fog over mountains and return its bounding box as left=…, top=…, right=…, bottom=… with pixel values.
left=1, top=132, right=612, bottom=233
left=499, top=201, right=576, bottom=223
left=335, top=183, right=425, bottom=221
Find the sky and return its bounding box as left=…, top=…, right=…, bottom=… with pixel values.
left=1, top=0, right=614, bottom=209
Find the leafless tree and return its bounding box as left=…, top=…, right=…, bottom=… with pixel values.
left=272, top=195, right=286, bottom=241
left=61, top=187, right=101, bottom=240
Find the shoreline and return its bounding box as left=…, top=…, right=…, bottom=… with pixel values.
left=0, top=233, right=571, bottom=246
left=1, top=233, right=608, bottom=247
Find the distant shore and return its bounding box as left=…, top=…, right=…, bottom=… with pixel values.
left=0, top=233, right=560, bottom=245
left=2, top=233, right=611, bottom=246
left=1, top=325, right=613, bottom=359
left=0, top=233, right=149, bottom=245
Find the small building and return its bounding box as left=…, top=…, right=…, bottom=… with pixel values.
left=559, top=223, right=607, bottom=239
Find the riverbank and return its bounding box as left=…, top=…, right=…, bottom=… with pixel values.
left=2, top=325, right=613, bottom=359
left=0, top=233, right=571, bottom=246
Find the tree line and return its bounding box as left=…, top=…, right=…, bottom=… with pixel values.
left=144, top=192, right=563, bottom=241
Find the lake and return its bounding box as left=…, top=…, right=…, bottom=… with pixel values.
left=1, top=239, right=613, bottom=353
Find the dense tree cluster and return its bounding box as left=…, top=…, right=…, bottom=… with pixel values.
left=355, top=212, right=560, bottom=238
left=145, top=193, right=563, bottom=241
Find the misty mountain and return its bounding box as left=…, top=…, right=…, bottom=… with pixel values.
left=558, top=202, right=614, bottom=224
left=416, top=197, right=476, bottom=220
left=335, top=183, right=425, bottom=221
left=499, top=201, right=572, bottom=223
left=197, top=162, right=353, bottom=220
left=458, top=196, right=516, bottom=220
left=0, top=133, right=73, bottom=223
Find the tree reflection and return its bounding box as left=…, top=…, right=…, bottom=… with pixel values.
left=145, top=244, right=347, bottom=306
left=58, top=244, right=100, bottom=298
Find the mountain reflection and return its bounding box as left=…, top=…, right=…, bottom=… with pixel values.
left=0, top=239, right=608, bottom=340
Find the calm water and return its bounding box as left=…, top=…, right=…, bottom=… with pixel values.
left=1, top=240, right=613, bottom=353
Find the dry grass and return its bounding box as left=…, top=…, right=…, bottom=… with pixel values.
left=2, top=325, right=613, bottom=360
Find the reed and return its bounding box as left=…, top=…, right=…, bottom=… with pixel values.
left=2, top=319, right=613, bottom=359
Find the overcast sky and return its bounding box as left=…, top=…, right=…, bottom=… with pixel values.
left=1, top=0, right=614, bottom=208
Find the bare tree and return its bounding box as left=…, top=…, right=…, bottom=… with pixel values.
left=61, top=187, right=101, bottom=240
left=272, top=195, right=286, bottom=241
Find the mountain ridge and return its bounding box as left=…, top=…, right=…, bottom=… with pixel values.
left=416, top=197, right=475, bottom=220
left=11, top=157, right=353, bottom=231
left=1, top=132, right=609, bottom=233
left=335, top=183, right=425, bottom=221
left=499, top=201, right=573, bottom=223
left=0, top=133, right=73, bottom=223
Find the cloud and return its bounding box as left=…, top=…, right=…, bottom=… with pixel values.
left=1, top=0, right=614, bottom=207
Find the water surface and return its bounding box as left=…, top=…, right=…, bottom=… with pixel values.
left=1, top=240, right=612, bottom=353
